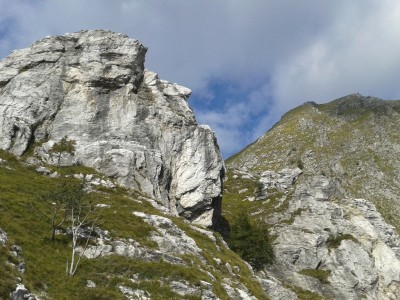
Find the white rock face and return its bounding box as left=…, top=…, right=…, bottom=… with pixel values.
left=270, top=175, right=400, bottom=299
left=0, top=30, right=224, bottom=227
left=133, top=211, right=202, bottom=257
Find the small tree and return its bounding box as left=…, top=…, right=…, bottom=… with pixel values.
left=49, top=136, right=76, bottom=166
left=34, top=180, right=97, bottom=276
left=33, top=181, right=81, bottom=241
left=228, top=211, right=274, bottom=270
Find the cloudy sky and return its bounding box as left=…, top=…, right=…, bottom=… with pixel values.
left=1, top=0, right=400, bottom=157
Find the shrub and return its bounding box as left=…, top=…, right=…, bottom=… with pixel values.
left=228, top=211, right=274, bottom=270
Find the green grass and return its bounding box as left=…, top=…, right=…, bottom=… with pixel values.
left=0, top=150, right=269, bottom=299
left=288, top=284, right=326, bottom=300
left=222, top=170, right=286, bottom=222
left=299, top=269, right=331, bottom=284
left=326, top=233, right=358, bottom=249
left=171, top=217, right=268, bottom=299
left=0, top=152, right=184, bottom=298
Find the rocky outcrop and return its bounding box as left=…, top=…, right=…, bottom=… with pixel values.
left=228, top=169, right=400, bottom=299
left=225, top=95, right=400, bottom=299
left=270, top=174, right=400, bottom=299
left=0, top=30, right=224, bottom=227
left=74, top=210, right=263, bottom=299
left=11, top=284, right=38, bottom=300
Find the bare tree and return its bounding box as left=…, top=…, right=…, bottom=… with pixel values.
left=65, top=195, right=97, bottom=276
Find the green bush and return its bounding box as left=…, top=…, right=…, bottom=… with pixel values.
left=228, top=211, right=274, bottom=270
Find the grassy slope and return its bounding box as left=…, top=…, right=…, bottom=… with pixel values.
left=0, top=150, right=266, bottom=299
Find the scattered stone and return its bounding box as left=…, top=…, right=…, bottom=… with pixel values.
left=225, top=263, right=234, bottom=276
left=73, top=173, right=85, bottom=180
left=35, top=166, right=51, bottom=175
left=11, top=284, right=38, bottom=300
left=118, top=286, right=150, bottom=300
left=213, top=258, right=222, bottom=266
left=130, top=273, right=140, bottom=283
left=0, top=228, right=7, bottom=245
left=169, top=280, right=201, bottom=297
left=86, top=280, right=96, bottom=288
left=17, top=262, right=25, bottom=274
left=11, top=245, right=22, bottom=257
left=96, top=204, right=111, bottom=208
left=133, top=212, right=203, bottom=257
left=222, top=281, right=256, bottom=300
left=49, top=171, right=60, bottom=178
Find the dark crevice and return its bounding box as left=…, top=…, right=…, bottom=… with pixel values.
left=0, top=79, right=11, bottom=88
left=214, top=216, right=231, bottom=240
left=89, top=75, right=131, bottom=91
left=100, top=52, right=124, bottom=59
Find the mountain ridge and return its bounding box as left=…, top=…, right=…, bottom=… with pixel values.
left=224, top=93, right=400, bottom=299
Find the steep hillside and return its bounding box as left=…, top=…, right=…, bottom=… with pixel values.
left=224, top=94, right=400, bottom=299
left=0, top=150, right=269, bottom=299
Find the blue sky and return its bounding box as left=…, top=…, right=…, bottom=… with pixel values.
left=1, top=0, right=400, bottom=157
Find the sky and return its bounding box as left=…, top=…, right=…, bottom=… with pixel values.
left=1, top=0, right=400, bottom=158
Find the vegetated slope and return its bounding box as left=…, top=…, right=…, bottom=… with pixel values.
left=0, top=150, right=267, bottom=299
left=224, top=94, right=400, bottom=300
left=0, top=30, right=274, bottom=300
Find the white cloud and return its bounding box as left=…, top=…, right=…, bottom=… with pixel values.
left=271, top=0, right=400, bottom=115
left=1, top=0, right=400, bottom=155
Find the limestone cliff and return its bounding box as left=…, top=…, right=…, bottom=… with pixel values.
left=0, top=30, right=224, bottom=227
